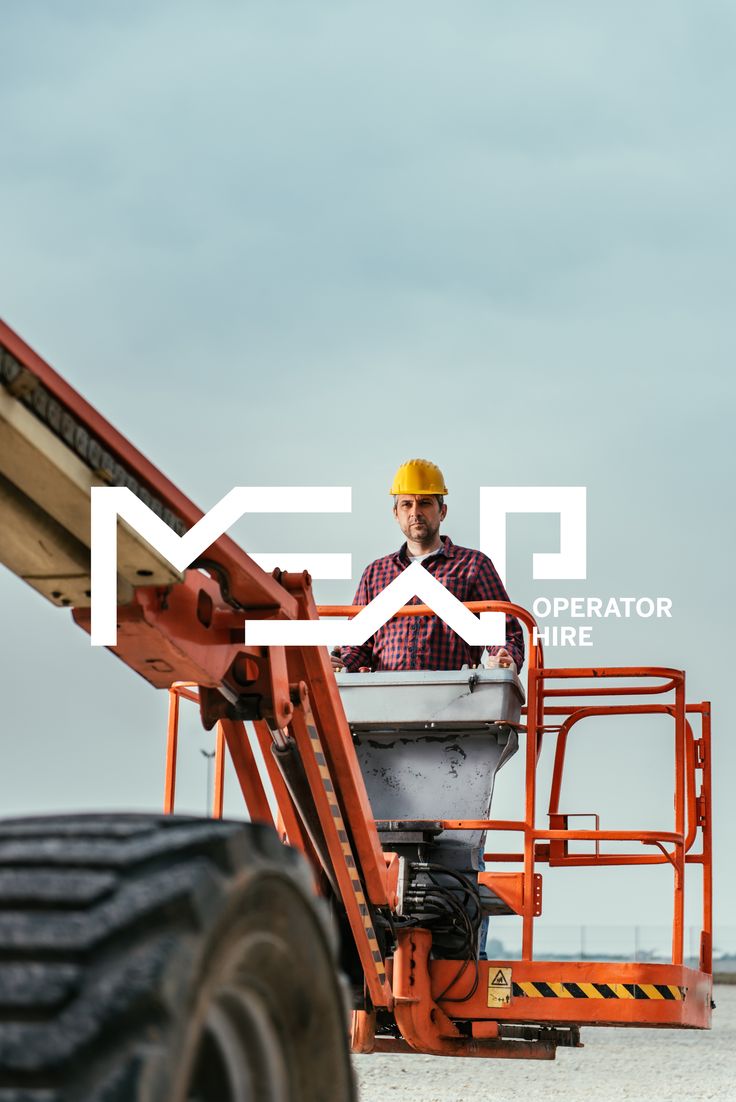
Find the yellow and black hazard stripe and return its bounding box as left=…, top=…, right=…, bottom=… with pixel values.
left=308, top=724, right=386, bottom=983
left=512, top=981, right=686, bottom=1001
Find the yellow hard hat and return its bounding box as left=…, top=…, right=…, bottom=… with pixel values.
left=390, top=458, right=448, bottom=496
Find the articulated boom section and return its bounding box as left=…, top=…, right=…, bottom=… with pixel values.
left=0, top=321, right=713, bottom=1063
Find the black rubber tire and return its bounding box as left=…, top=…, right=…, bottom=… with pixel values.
left=0, top=814, right=357, bottom=1102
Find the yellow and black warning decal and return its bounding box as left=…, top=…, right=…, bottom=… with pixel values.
left=488, top=967, right=513, bottom=1007
left=512, top=981, right=686, bottom=1001
left=308, top=724, right=387, bottom=982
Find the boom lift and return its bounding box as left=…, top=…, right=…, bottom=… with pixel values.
left=0, top=319, right=713, bottom=1100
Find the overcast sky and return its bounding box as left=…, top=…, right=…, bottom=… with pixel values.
left=1, top=2, right=734, bottom=944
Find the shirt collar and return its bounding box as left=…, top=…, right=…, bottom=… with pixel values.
left=394, top=534, right=454, bottom=565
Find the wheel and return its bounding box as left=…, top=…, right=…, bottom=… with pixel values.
left=0, top=814, right=356, bottom=1102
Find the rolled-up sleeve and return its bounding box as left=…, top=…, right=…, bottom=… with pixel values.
left=340, top=568, right=375, bottom=672
left=473, top=555, right=525, bottom=673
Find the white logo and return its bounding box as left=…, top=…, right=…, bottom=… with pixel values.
left=90, top=485, right=587, bottom=647
left=479, top=486, right=587, bottom=584
left=90, top=486, right=351, bottom=646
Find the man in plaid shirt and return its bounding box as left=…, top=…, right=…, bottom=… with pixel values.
left=335, top=460, right=521, bottom=962
left=335, top=460, right=524, bottom=674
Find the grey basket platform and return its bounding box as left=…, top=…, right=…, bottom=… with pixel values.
left=336, top=668, right=524, bottom=862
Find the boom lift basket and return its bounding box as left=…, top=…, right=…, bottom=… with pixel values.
left=338, top=668, right=523, bottom=861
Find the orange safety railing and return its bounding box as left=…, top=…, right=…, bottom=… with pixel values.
left=164, top=684, right=295, bottom=842
left=164, top=683, right=226, bottom=819
left=315, top=600, right=713, bottom=974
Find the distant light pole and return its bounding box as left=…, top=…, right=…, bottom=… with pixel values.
left=201, top=749, right=216, bottom=816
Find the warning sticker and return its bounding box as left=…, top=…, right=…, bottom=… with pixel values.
left=487, top=967, right=512, bottom=1008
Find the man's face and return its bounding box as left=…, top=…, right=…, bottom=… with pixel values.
left=393, top=494, right=447, bottom=543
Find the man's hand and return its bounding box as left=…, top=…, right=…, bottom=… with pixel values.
left=330, top=649, right=345, bottom=671
left=485, top=649, right=517, bottom=674
left=330, top=650, right=371, bottom=673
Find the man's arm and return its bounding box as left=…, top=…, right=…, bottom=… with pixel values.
left=473, top=553, right=525, bottom=673
left=338, top=567, right=376, bottom=672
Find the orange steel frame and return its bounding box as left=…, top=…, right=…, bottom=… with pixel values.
left=314, top=604, right=713, bottom=1051
left=2, top=319, right=714, bottom=1060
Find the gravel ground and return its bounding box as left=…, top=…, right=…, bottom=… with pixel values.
left=353, top=985, right=734, bottom=1102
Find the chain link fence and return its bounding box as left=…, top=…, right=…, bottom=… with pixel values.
left=485, top=925, right=736, bottom=970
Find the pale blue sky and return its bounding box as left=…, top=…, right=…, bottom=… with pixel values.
left=1, top=2, right=733, bottom=939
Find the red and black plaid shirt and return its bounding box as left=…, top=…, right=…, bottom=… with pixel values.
left=340, top=535, right=524, bottom=673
